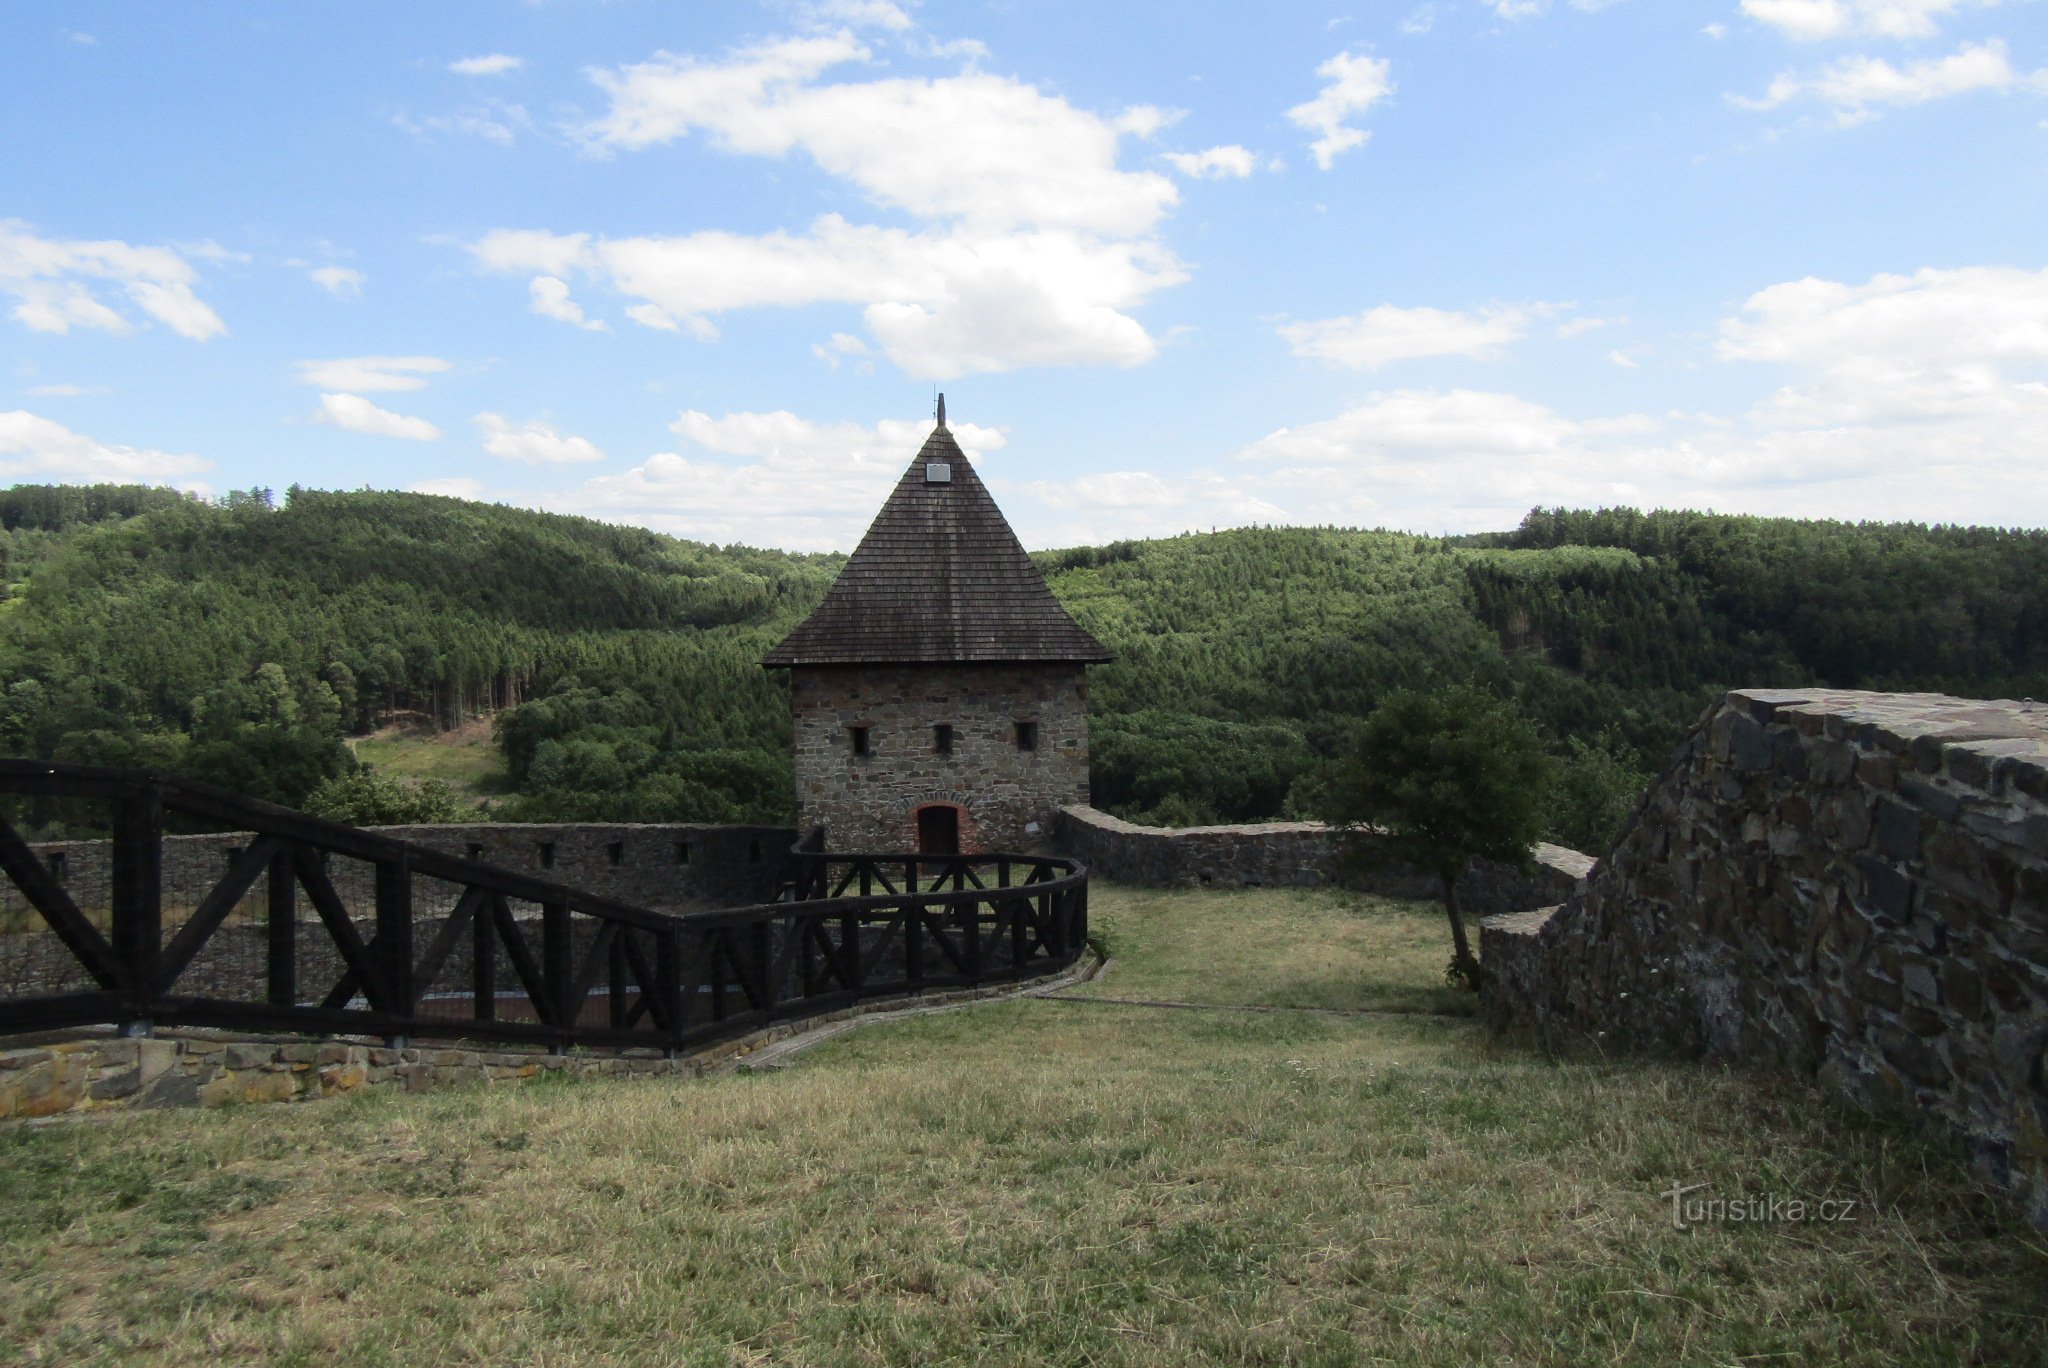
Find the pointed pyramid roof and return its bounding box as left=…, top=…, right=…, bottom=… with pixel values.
left=762, top=419, right=1111, bottom=667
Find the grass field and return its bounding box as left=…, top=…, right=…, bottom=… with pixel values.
left=0, top=885, right=2041, bottom=1365
left=349, top=718, right=509, bottom=808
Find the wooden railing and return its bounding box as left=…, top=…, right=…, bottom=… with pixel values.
left=0, top=761, right=1087, bottom=1054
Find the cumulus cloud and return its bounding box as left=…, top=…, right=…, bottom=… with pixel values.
left=799, top=0, right=915, bottom=30
left=1287, top=51, right=1394, bottom=170
left=581, top=36, right=1176, bottom=236
left=309, top=266, right=365, bottom=299
left=450, top=53, right=524, bottom=76
left=1740, top=0, right=2003, bottom=40
left=0, top=410, right=211, bottom=482
left=473, top=413, right=606, bottom=464
left=472, top=218, right=1183, bottom=378
left=542, top=409, right=1008, bottom=550
left=811, top=331, right=872, bottom=368
left=463, top=32, right=1187, bottom=376
left=0, top=221, right=226, bottom=340
left=1162, top=145, right=1257, bottom=179
left=1736, top=39, right=2046, bottom=123
left=1717, top=263, right=2048, bottom=425
left=313, top=393, right=441, bottom=441
left=992, top=260, right=2048, bottom=539
left=294, top=355, right=451, bottom=392
left=528, top=275, right=607, bottom=330
left=1279, top=303, right=1544, bottom=368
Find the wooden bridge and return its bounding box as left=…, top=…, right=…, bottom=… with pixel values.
left=0, top=759, right=1088, bottom=1055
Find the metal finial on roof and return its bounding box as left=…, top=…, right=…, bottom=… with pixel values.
left=935, top=392, right=946, bottom=428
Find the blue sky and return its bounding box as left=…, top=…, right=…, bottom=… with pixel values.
left=3, top=0, right=2045, bottom=549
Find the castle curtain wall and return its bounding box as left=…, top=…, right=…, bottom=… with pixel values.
left=790, top=663, right=1090, bottom=852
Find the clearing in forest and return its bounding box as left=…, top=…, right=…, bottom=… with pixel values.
left=0, top=886, right=2039, bottom=1366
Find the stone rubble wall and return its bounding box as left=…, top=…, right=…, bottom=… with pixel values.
left=1479, top=689, right=2048, bottom=1230
left=0, top=966, right=1085, bottom=1120
left=1053, top=804, right=1592, bottom=915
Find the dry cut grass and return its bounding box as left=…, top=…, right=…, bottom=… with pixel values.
left=0, top=884, right=2041, bottom=1366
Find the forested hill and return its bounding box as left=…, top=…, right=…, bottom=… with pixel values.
left=3, top=486, right=2045, bottom=849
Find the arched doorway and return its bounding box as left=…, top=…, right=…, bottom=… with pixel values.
left=916, top=804, right=961, bottom=856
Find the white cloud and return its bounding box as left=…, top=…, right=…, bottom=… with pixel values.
left=472, top=32, right=1189, bottom=378
left=313, top=393, right=441, bottom=441
left=473, top=413, right=606, bottom=464
left=1716, top=263, right=2048, bottom=424
left=990, top=261, right=2048, bottom=540
left=581, top=36, right=1177, bottom=236
left=473, top=218, right=1183, bottom=379
left=0, top=410, right=211, bottom=482
left=24, top=383, right=102, bottom=397
left=0, top=221, right=226, bottom=340
left=450, top=54, right=524, bottom=76
left=294, top=355, right=451, bottom=392
left=1608, top=349, right=1642, bottom=367
left=1287, top=51, right=1394, bottom=170
left=1279, top=303, right=1541, bottom=368
left=528, top=275, right=608, bottom=330
left=392, top=101, right=529, bottom=145
left=1556, top=314, right=1623, bottom=338
left=1162, top=145, right=1257, bottom=179
left=309, top=266, right=365, bottom=299
left=800, top=0, right=915, bottom=30
left=541, top=410, right=1008, bottom=550
left=811, top=331, right=872, bottom=368
left=410, top=477, right=488, bottom=499
left=1740, top=0, right=2002, bottom=41
left=1736, top=39, right=2044, bottom=124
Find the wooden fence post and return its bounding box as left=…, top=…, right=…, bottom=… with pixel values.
left=375, top=854, right=414, bottom=1043
left=543, top=898, right=573, bottom=1047
left=266, top=846, right=296, bottom=1007
left=110, top=779, right=163, bottom=1034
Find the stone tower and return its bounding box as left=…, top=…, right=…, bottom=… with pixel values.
left=761, top=402, right=1111, bottom=854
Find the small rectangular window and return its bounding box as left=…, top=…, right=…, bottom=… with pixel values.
left=224, top=847, right=244, bottom=872
left=674, top=840, right=691, bottom=865
left=934, top=723, right=953, bottom=755
left=850, top=725, right=870, bottom=756
left=1015, top=721, right=1038, bottom=752
left=748, top=839, right=763, bottom=864
left=44, top=851, right=67, bottom=882
left=466, top=842, right=485, bottom=862
left=607, top=841, right=624, bottom=867
left=537, top=841, right=556, bottom=869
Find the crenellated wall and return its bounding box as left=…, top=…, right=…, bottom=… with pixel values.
left=1480, top=689, right=2048, bottom=1230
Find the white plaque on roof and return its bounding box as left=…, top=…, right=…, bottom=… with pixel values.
left=925, top=461, right=952, bottom=483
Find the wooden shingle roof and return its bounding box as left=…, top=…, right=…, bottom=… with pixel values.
left=761, top=420, right=1111, bottom=667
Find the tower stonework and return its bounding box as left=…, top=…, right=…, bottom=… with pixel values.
left=763, top=410, right=1110, bottom=853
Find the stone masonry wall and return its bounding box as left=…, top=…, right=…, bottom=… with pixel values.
left=1479, top=689, right=2048, bottom=1230
left=792, top=663, right=1090, bottom=852
left=0, top=964, right=1087, bottom=1121
left=1054, top=804, right=1592, bottom=915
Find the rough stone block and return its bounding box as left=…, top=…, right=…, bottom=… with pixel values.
left=198, top=1068, right=295, bottom=1107
left=1900, top=775, right=1963, bottom=822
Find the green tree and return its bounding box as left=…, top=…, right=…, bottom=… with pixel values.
left=304, top=769, right=464, bottom=826
left=1318, top=687, right=1553, bottom=990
